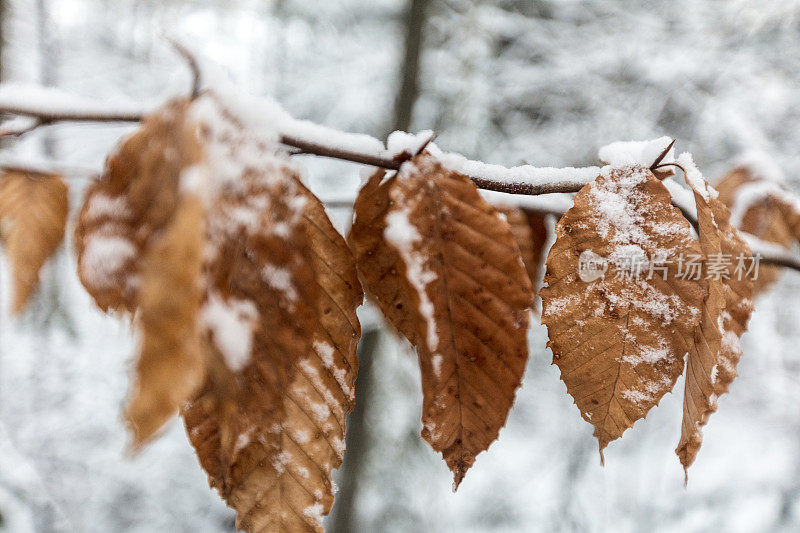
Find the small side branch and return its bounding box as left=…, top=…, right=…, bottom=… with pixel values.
left=0, top=101, right=143, bottom=124
left=279, top=134, right=403, bottom=169
left=167, top=38, right=202, bottom=98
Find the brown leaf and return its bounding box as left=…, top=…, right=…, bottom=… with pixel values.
left=350, top=154, right=533, bottom=487
left=124, top=193, right=206, bottom=449
left=73, top=98, right=207, bottom=447
left=182, top=93, right=358, bottom=531
left=540, top=165, right=707, bottom=455
left=0, top=170, right=68, bottom=313
left=495, top=206, right=549, bottom=292
left=715, top=167, right=792, bottom=295
left=348, top=168, right=419, bottom=343
left=675, top=157, right=754, bottom=472
left=75, top=98, right=201, bottom=313
left=775, top=197, right=800, bottom=247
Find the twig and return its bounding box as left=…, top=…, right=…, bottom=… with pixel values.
left=167, top=38, right=202, bottom=98
left=0, top=116, right=44, bottom=137
left=278, top=134, right=404, bottom=169
left=650, top=139, right=676, bottom=170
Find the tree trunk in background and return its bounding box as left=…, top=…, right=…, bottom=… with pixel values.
left=331, top=4, right=431, bottom=528
left=0, top=0, right=6, bottom=81
left=36, top=0, right=57, bottom=157
left=389, top=0, right=430, bottom=134
left=328, top=329, right=380, bottom=533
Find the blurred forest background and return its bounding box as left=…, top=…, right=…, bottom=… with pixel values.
left=2, top=0, right=800, bottom=531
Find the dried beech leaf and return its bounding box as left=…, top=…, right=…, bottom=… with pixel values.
left=775, top=198, right=800, bottom=246
left=675, top=156, right=754, bottom=472
left=297, top=180, right=363, bottom=415
left=0, top=170, right=68, bottom=313
left=124, top=193, right=206, bottom=449
left=715, top=167, right=792, bottom=295
left=350, top=154, right=533, bottom=487
left=349, top=168, right=420, bottom=342
left=75, top=98, right=201, bottom=313
left=496, top=206, right=549, bottom=292
left=540, top=166, right=707, bottom=455
left=182, top=93, right=355, bottom=532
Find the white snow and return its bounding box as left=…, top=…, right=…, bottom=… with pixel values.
left=598, top=136, right=675, bottom=168
left=314, top=341, right=335, bottom=369
left=179, top=165, right=209, bottom=197
left=200, top=291, right=258, bottom=372
left=431, top=355, right=443, bottom=378
left=384, top=206, right=439, bottom=354
left=0, top=82, right=149, bottom=119
left=735, top=150, right=785, bottom=183
left=312, top=341, right=354, bottom=399
left=309, top=400, right=332, bottom=424
left=719, top=311, right=742, bottom=354
left=543, top=294, right=581, bottom=317
left=729, top=180, right=784, bottom=228
left=303, top=502, right=324, bottom=528
left=480, top=190, right=575, bottom=215
left=590, top=166, right=654, bottom=247
left=194, top=70, right=389, bottom=162
left=427, top=143, right=599, bottom=192
left=80, top=235, right=137, bottom=289
left=82, top=193, right=132, bottom=222
left=676, top=152, right=718, bottom=201
left=233, top=432, right=251, bottom=455
left=331, top=436, right=346, bottom=459
left=0, top=116, right=39, bottom=136
left=271, top=451, right=290, bottom=475
left=621, top=389, right=653, bottom=405
left=661, top=178, right=698, bottom=220
left=261, top=264, right=298, bottom=303
left=623, top=339, right=670, bottom=365
left=386, top=130, right=435, bottom=158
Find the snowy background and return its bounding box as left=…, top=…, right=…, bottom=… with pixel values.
left=2, top=0, right=800, bottom=531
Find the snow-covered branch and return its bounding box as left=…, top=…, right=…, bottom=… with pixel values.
left=0, top=84, right=148, bottom=123
left=0, top=83, right=602, bottom=194
left=1, top=83, right=799, bottom=273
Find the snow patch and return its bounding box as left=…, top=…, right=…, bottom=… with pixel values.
left=599, top=136, right=675, bottom=168
left=303, top=503, right=324, bottom=528
left=676, top=152, right=718, bottom=201
left=427, top=143, right=599, bottom=191
left=80, top=235, right=137, bottom=289
left=201, top=291, right=258, bottom=372
left=83, top=193, right=132, bottom=221
left=384, top=203, right=439, bottom=353
left=262, top=264, right=298, bottom=303
left=431, top=354, right=443, bottom=378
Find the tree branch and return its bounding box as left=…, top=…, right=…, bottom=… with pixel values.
left=1, top=85, right=799, bottom=274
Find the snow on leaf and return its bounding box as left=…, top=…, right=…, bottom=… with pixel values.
left=675, top=154, right=754, bottom=473
left=540, top=165, right=707, bottom=455
left=75, top=98, right=201, bottom=313
left=599, top=136, right=675, bottom=169
left=350, top=153, right=533, bottom=487
left=183, top=92, right=360, bottom=532
left=73, top=98, right=208, bottom=447
left=715, top=165, right=793, bottom=296
left=125, top=192, right=206, bottom=449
